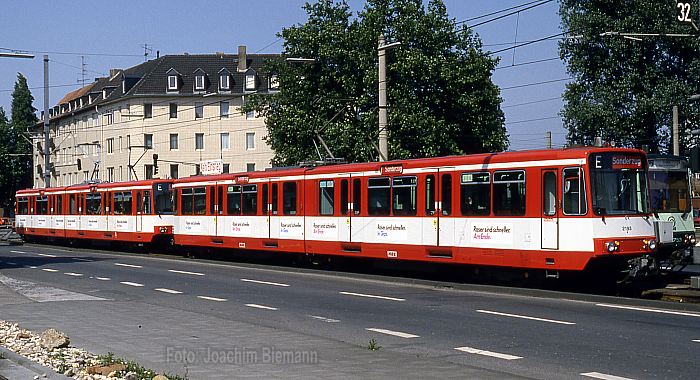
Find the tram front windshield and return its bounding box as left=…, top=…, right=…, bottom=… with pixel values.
left=648, top=170, right=690, bottom=213
left=153, top=182, right=175, bottom=214
left=590, top=153, right=648, bottom=216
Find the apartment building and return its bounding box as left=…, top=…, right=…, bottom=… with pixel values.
left=32, top=46, right=277, bottom=188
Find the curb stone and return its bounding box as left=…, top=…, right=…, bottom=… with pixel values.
left=0, top=344, right=71, bottom=380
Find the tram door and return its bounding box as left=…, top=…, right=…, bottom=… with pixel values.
left=135, top=191, right=143, bottom=232
left=437, top=169, right=455, bottom=247
left=541, top=170, right=559, bottom=249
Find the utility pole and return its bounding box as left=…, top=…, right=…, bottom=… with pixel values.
left=673, top=105, right=680, bottom=155
left=545, top=131, right=552, bottom=149
left=44, top=55, right=50, bottom=188
left=377, top=35, right=400, bottom=162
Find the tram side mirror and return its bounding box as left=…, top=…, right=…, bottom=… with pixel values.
left=596, top=207, right=607, bottom=216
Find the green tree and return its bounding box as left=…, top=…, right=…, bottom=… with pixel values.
left=559, top=0, right=700, bottom=152
left=0, top=73, right=36, bottom=212
left=245, top=0, right=506, bottom=166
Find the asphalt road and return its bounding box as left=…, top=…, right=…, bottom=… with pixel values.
left=1, top=243, right=699, bottom=379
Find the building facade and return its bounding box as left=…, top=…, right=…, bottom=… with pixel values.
left=32, top=46, right=278, bottom=188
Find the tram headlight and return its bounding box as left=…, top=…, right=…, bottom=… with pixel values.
left=648, top=239, right=657, bottom=251
left=606, top=241, right=617, bottom=253
left=159, top=227, right=167, bottom=233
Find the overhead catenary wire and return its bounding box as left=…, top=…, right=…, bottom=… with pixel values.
left=0, top=46, right=142, bottom=58
left=501, top=77, right=571, bottom=90
left=456, top=0, right=554, bottom=27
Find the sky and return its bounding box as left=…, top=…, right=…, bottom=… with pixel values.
left=0, top=0, right=567, bottom=151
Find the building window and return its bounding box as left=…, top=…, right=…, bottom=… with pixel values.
left=223, top=164, right=230, bottom=173
left=245, top=73, right=256, bottom=91
left=195, top=75, right=205, bottom=90
left=144, top=134, right=153, bottom=149
left=195, top=133, right=204, bottom=150
left=107, top=138, right=114, bottom=154
left=169, top=103, right=178, bottom=119
left=169, top=134, right=178, bottom=150
left=119, top=136, right=123, bottom=152
left=269, top=74, right=279, bottom=90
left=246, top=163, right=256, bottom=172
left=145, top=165, right=154, bottom=179
left=168, top=75, right=178, bottom=91
left=219, top=101, right=229, bottom=118
left=220, top=133, right=229, bottom=150
left=107, top=167, right=114, bottom=182
left=195, top=102, right=203, bottom=119
left=219, top=74, right=230, bottom=90
left=246, top=132, right=255, bottom=150
left=106, top=112, right=113, bottom=125
left=246, top=110, right=254, bottom=119
left=119, top=166, right=123, bottom=181
left=170, top=164, right=179, bottom=179
left=144, top=103, right=152, bottom=119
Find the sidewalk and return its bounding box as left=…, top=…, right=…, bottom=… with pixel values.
left=0, top=276, right=508, bottom=380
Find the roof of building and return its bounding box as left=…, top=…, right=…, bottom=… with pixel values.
left=37, top=48, right=280, bottom=127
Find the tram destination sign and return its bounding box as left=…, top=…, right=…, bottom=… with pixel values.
left=591, top=153, right=644, bottom=170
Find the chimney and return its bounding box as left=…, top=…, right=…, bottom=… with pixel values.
left=238, top=45, right=247, bottom=72
left=156, top=50, right=160, bottom=58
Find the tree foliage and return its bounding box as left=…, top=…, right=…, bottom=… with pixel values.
left=559, top=0, right=700, bottom=152
left=0, top=73, right=36, bottom=212
left=245, top=0, right=506, bottom=166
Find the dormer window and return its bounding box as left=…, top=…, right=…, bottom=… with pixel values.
left=168, top=75, right=178, bottom=90
left=218, top=68, right=231, bottom=92
left=269, top=73, right=279, bottom=91
left=195, top=75, right=205, bottom=90
left=245, top=69, right=257, bottom=91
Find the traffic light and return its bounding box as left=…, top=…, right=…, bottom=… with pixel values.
left=691, top=146, right=700, bottom=173
left=153, top=153, right=159, bottom=175
left=76, top=158, right=82, bottom=171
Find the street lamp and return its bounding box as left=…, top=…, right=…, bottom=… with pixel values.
left=377, top=35, right=401, bottom=162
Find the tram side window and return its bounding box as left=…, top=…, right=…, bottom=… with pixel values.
left=226, top=185, right=242, bottom=215
left=56, top=196, right=63, bottom=214
left=271, top=183, right=279, bottom=215
left=114, top=192, right=123, bottom=214
left=283, top=182, right=297, bottom=215
left=441, top=174, right=452, bottom=216
left=352, top=178, right=361, bottom=215
left=242, top=185, right=258, bottom=215
left=69, top=195, right=76, bottom=214
left=181, top=188, right=193, bottom=215
left=425, top=175, right=436, bottom=215
left=368, top=177, right=391, bottom=215
left=193, top=187, right=206, bottom=215
left=319, top=180, right=334, bottom=216
left=493, top=170, right=526, bottom=216
left=85, top=193, right=101, bottom=215
left=460, top=172, right=490, bottom=216
left=18, top=197, right=29, bottom=215
left=36, top=196, right=48, bottom=215
left=393, top=176, right=417, bottom=216
left=143, top=190, right=152, bottom=214
left=563, top=168, right=587, bottom=215
left=262, top=184, right=269, bottom=215
left=340, top=179, right=349, bottom=215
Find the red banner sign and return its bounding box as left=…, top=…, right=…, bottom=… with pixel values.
left=381, top=165, right=403, bottom=175
left=611, top=156, right=642, bottom=169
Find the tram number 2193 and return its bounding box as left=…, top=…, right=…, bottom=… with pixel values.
left=622, top=225, right=633, bottom=234
left=677, top=2, right=693, bottom=23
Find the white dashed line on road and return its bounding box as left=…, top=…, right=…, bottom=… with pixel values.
left=64, top=272, right=83, bottom=277
left=155, top=288, right=183, bottom=294
left=581, top=372, right=636, bottom=380
left=10, top=250, right=27, bottom=254
left=197, top=296, right=227, bottom=302
left=309, top=315, right=340, bottom=323
left=168, top=269, right=204, bottom=276
left=240, top=278, right=290, bottom=287
left=339, top=291, right=405, bottom=302
left=596, top=303, right=700, bottom=318
left=114, top=263, right=142, bottom=268
left=366, top=328, right=419, bottom=338
left=476, top=309, right=576, bottom=325
left=6, top=262, right=18, bottom=265
left=693, top=339, right=700, bottom=343
left=41, top=269, right=58, bottom=272
left=454, top=346, right=522, bottom=360
left=95, top=277, right=111, bottom=281
left=72, top=258, right=91, bottom=262
left=29, top=266, right=37, bottom=269
left=120, top=281, right=144, bottom=287
left=37, top=253, right=57, bottom=258
left=245, top=303, right=278, bottom=310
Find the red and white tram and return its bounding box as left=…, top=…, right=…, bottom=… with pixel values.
left=16, top=147, right=658, bottom=275
left=15, top=180, right=175, bottom=244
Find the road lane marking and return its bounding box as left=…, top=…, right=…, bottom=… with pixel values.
left=596, top=303, right=700, bottom=318
left=245, top=303, right=278, bottom=310
left=114, top=263, right=142, bottom=268
left=29, top=266, right=37, bottom=269
left=10, top=250, right=27, bottom=254
left=693, top=339, right=700, bottom=343
left=42, top=269, right=58, bottom=272
left=120, top=281, right=144, bottom=287
left=37, top=253, right=57, bottom=258
left=309, top=315, right=340, bottom=323
left=64, top=272, right=83, bottom=277
left=240, top=278, right=290, bottom=287
left=72, top=258, right=91, bottom=262
left=476, top=310, right=576, bottom=325
left=366, top=328, right=419, bottom=338
left=6, top=262, right=18, bottom=265
left=95, top=277, right=111, bottom=281
left=339, top=291, right=405, bottom=302
left=155, top=288, right=183, bottom=294
left=581, top=372, right=635, bottom=380
left=197, top=296, right=227, bottom=302
left=168, top=269, right=204, bottom=276
left=454, top=346, right=522, bottom=360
